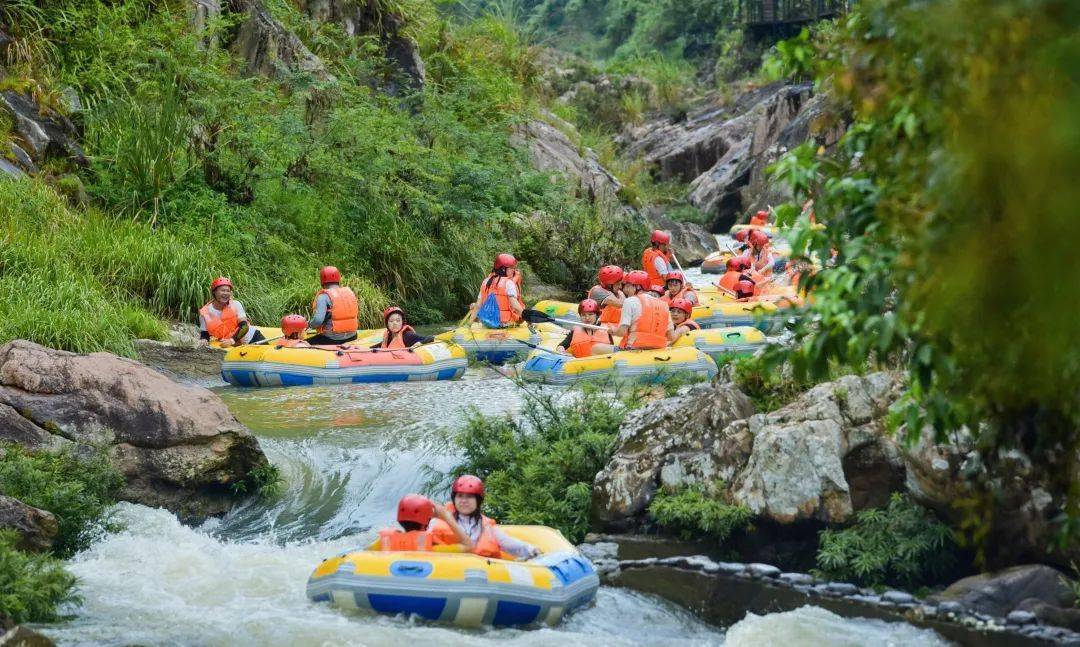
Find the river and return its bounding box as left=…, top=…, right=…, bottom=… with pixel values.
left=40, top=261, right=948, bottom=645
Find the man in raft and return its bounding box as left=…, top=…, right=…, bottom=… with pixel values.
left=612, top=270, right=674, bottom=350
left=306, top=266, right=360, bottom=345
left=588, top=265, right=626, bottom=330
left=198, top=277, right=264, bottom=347
left=642, top=229, right=674, bottom=288
left=468, top=253, right=524, bottom=328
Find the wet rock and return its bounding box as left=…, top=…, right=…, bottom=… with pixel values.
left=1016, top=599, right=1080, bottom=632
left=932, top=564, right=1076, bottom=618
left=133, top=339, right=226, bottom=382
left=510, top=116, right=622, bottom=205
left=747, top=563, right=780, bottom=578
left=0, top=496, right=58, bottom=553
left=779, top=572, right=815, bottom=586
left=881, top=590, right=916, bottom=605
left=229, top=0, right=333, bottom=81
left=938, top=600, right=966, bottom=614
left=0, top=91, right=87, bottom=168
left=0, top=340, right=268, bottom=519
left=716, top=562, right=746, bottom=575
left=827, top=582, right=859, bottom=595
left=591, top=383, right=754, bottom=530
left=0, top=625, right=55, bottom=647
left=578, top=541, right=619, bottom=563
left=1006, top=610, right=1037, bottom=625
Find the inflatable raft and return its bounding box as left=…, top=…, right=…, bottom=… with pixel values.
left=672, top=326, right=766, bottom=361
left=533, top=299, right=783, bottom=331
left=221, top=341, right=467, bottom=387
left=519, top=346, right=717, bottom=385
left=306, top=526, right=599, bottom=627
left=434, top=323, right=563, bottom=364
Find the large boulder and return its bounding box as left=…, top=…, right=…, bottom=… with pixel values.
left=0, top=341, right=267, bottom=519
left=229, top=0, right=333, bottom=81
left=931, top=565, right=1076, bottom=618
left=511, top=116, right=622, bottom=205
left=592, top=383, right=755, bottom=531
left=0, top=496, right=58, bottom=553
left=0, top=91, right=87, bottom=170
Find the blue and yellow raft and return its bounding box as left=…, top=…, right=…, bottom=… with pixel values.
left=306, top=526, right=599, bottom=627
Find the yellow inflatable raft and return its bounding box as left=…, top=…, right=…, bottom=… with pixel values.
left=672, top=326, right=766, bottom=361
left=434, top=323, right=564, bottom=364
left=307, top=526, right=599, bottom=627
left=531, top=299, right=782, bottom=331
left=519, top=345, right=717, bottom=385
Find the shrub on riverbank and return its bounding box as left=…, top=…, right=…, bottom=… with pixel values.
left=814, top=494, right=957, bottom=589
left=446, top=383, right=633, bottom=542
left=648, top=484, right=753, bottom=543
left=0, top=531, right=80, bottom=625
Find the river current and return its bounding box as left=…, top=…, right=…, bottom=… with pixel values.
left=40, top=262, right=948, bottom=646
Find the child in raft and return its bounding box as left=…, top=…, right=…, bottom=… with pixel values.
left=370, top=306, right=434, bottom=349
left=555, top=299, right=616, bottom=358
left=429, top=475, right=540, bottom=560
left=668, top=298, right=700, bottom=339
left=376, top=494, right=472, bottom=552
left=275, top=314, right=310, bottom=348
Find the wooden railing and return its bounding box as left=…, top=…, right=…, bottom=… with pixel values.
left=741, top=0, right=846, bottom=26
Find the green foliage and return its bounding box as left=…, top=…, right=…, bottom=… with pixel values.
left=728, top=355, right=815, bottom=412
left=1066, top=562, right=1080, bottom=608
left=0, top=530, right=80, bottom=625
left=648, top=484, right=753, bottom=542
left=445, top=382, right=636, bottom=542
left=765, top=0, right=1080, bottom=553
left=230, top=462, right=284, bottom=499
left=815, top=494, right=957, bottom=588
left=0, top=444, right=123, bottom=557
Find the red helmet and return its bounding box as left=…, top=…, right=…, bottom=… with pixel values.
left=735, top=279, right=757, bottom=298
left=210, top=277, right=232, bottom=292
left=383, top=306, right=405, bottom=322
left=280, top=314, right=307, bottom=336
left=727, top=256, right=752, bottom=272
left=753, top=210, right=770, bottom=223
left=624, top=270, right=650, bottom=290
left=494, top=253, right=517, bottom=270
left=649, top=283, right=665, bottom=294
left=665, top=271, right=684, bottom=283
left=669, top=298, right=694, bottom=315
left=749, top=229, right=770, bottom=247
left=578, top=299, right=600, bottom=314
left=733, top=230, right=750, bottom=243
left=397, top=494, right=435, bottom=526
left=598, top=265, right=624, bottom=286
left=650, top=230, right=671, bottom=245
left=320, top=266, right=341, bottom=285
left=452, top=475, right=485, bottom=497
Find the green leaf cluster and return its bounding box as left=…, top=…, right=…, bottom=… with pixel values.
left=815, top=493, right=956, bottom=588
left=648, top=484, right=753, bottom=543
left=0, top=530, right=80, bottom=625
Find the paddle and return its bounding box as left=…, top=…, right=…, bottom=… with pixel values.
left=511, top=337, right=563, bottom=357
left=521, top=309, right=609, bottom=332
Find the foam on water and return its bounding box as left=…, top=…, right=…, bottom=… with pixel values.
left=724, top=606, right=951, bottom=647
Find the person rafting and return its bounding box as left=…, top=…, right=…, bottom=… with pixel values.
left=749, top=209, right=769, bottom=227
left=661, top=271, right=697, bottom=306
left=746, top=229, right=775, bottom=278
left=647, top=283, right=665, bottom=298
left=734, top=279, right=758, bottom=301
left=642, top=230, right=673, bottom=287
left=276, top=314, right=310, bottom=348
left=430, top=476, right=540, bottom=560
left=468, top=253, right=524, bottom=328
left=668, top=298, right=700, bottom=339
left=199, top=277, right=265, bottom=347
left=717, top=256, right=753, bottom=293
left=307, top=266, right=360, bottom=345
left=371, top=306, right=433, bottom=350
left=589, top=265, right=626, bottom=329
left=613, top=270, right=673, bottom=350
left=374, top=494, right=472, bottom=552
left=556, top=299, right=616, bottom=358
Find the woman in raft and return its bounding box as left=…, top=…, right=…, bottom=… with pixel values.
left=429, top=475, right=540, bottom=560
left=370, top=306, right=434, bottom=349
left=375, top=494, right=471, bottom=551
left=668, top=298, right=701, bottom=339
left=555, top=299, right=616, bottom=358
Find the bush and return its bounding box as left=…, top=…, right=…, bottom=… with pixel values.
left=444, top=382, right=635, bottom=542
left=815, top=493, right=957, bottom=588
left=648, top=484, right=753, bottom=542
left=0, top=530, right=79, bottom=625
left=0, top=445, right=123, bottom=557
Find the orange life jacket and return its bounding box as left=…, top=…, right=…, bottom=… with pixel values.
left=380, top=324, right=415, bottom=350
left=748, top=247, right=774, bottom=275
left=200, top=302, right=240, bottom=341
left=478, top=275, right=521, bottom=326
left=378, top=529, right=435, bottom=551
left=277, top=338, right=309, bottom=348
left=429, top=503, right=502, bottom=558
left=718, top=271, right=741, bottom=292
left=676, top=319, right=701, bottom=334
left=591, top=285, right=622, bottom=325
left=568, top=326, right=613, bottom=358
left=642, top=247, right=671, bottom=287
left=661, top=286, right=697, bottom=305
left=621, top=294, right=669, bottom=350
left=312, top=286, right=359, bottom=334
left=750, top=214, right=767, bottom=226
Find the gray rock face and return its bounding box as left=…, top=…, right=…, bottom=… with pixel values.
left=0, top=90, right=87, bottom=169
left=134, top=339, right=226, bottom=382
left=511, top=116, right=622, bottom=205
left=592, top=383, right=755, bottom=530
left=188, top=0, right=222, bottom=48
left=932, top=565, right=1077, bottom=618
left=229, top=0, right=332, bottom=81
left=0, top=341, right=267, bottom=519
left=0, top=496, right=59, bottom=553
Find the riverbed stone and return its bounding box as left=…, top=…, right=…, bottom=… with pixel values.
left=0, top=625, right=55, bottom=646
left=0, top=340, right=268, bottom=519
left=1006, top=610, right=1038, bottom=625
left=0, top=496, right=58, bottom=553
left=747, top=563, right=780, bottom=578
left=932, top=564, right=1076, bottom=618
left=826, top=582, right=859, bottom=595
left=881, top=590, right=917, bottom=605
left=779, top=572, right=814, bottom=586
